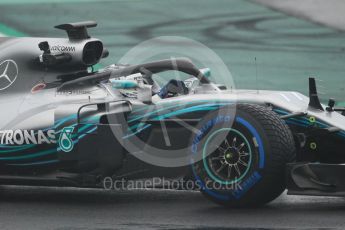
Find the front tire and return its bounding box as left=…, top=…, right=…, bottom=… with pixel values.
left=190, top=104, right=295, bottom=208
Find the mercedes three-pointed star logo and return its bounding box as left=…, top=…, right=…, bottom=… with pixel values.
left=0, top=59, right=18, bottom=91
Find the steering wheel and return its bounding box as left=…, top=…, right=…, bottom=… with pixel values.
left=157, top=79, right=189, bottom=98
left=141, top=72, right=189, bottom=98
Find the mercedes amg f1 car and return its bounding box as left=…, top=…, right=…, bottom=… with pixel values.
left=0, top=21, right=345, bottom=207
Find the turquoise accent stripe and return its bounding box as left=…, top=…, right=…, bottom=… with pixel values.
left=54, top=114, right=77, bottom=128
left=128, top=103, right=191, bottom=123
left=288, top=118, right=311, bottom=127
left=111, top=79, right=138, bottom=89
left=0, top=145, right=36, bottom=153
left=0, top=148, right=57, bottom=160
left=130, top=99, right=231, bottom=118
left=274, top=108, right=329, bottom=128
left=7, top=159, right=59, bottom=166
left=0, top=22, right=26, bottom=37
left=0, top=124, right=97, bottom=161
left=123, top=124, right=151, bottom=139
left=0, top=144, right=35, bottom=149
left=126, top=102, right=232, bottom=137
left=274, top=108, right=345, bottom=139
left=78, top=126, right=97, bottom=139
left=0, top=115, right=77, bottom=149
left=0, top=114, right=99, bottom=153
left=338, top=132, right=345, bottom=138
left=152, top=106, right=218, bottom=121
left=129, top=101, right=232, bottom=123
left=79, top=115, right=100, bottom=124
left=286, top=120, right=307, bottom=127
left=130, top=100, right=203, bottom=115
left=151, top=103, right=232, bottom=121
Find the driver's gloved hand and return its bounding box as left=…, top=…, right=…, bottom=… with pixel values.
left=158, top=79, right=189, bottom=98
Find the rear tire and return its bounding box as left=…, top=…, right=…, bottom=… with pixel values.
left=190, top=104, right=295, bottom=207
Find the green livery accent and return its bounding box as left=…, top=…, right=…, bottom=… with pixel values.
left=110, top=79, right=138, bottom=89
left=199, top=68, right=211, bottom=78
left=59, top=127, right=74, bottom=153
left=0, top=23, right=26, bottom=37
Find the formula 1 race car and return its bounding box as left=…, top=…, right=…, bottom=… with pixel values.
left=0, top=21, right=345, bottom=208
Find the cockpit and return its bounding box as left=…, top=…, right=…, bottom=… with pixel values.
left=105, top=58, right=219, bottom=102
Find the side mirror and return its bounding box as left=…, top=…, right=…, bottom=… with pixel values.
left=110, top=79, right=152, bottom=103
left=110, top=79, right=138, bottom=89
left=199, top=68, right=211, bottom=78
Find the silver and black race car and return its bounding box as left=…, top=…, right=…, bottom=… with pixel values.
left=0, top=21, right=344, bottom=207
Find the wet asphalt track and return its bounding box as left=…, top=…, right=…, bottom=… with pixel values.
left=1, top=185, right=345, bottom=229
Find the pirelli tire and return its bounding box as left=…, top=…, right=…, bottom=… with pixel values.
left=190, top=104, right=296, bottom=208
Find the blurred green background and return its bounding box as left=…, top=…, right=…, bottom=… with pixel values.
left=0, top=0, right=344, bottom=102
